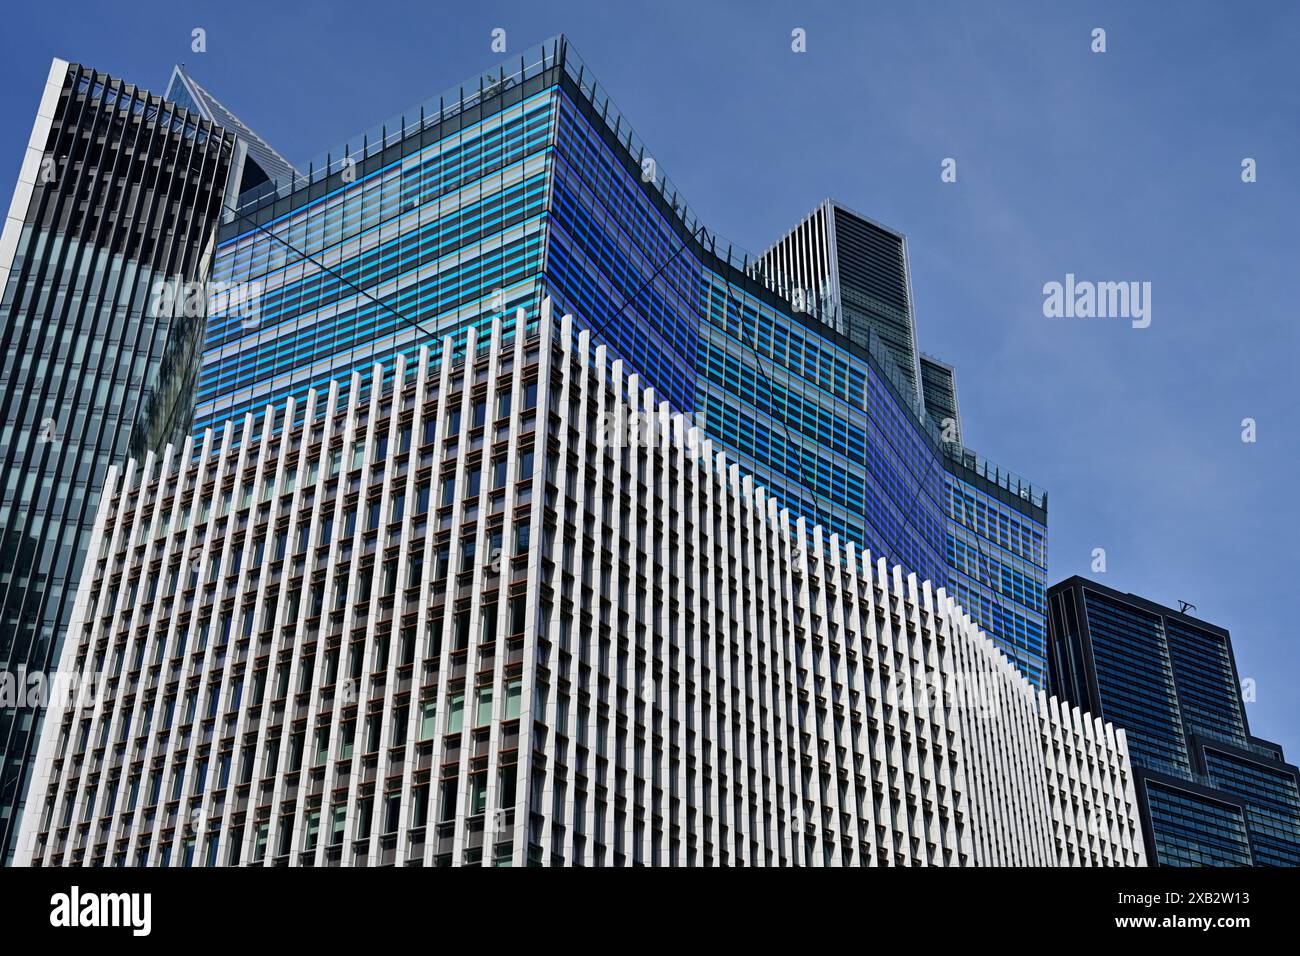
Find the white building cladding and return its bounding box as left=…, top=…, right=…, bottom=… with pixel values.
left=16, top=301, right=1144, bottom=867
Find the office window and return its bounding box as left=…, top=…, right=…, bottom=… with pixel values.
left=304, top=810, right=321, bottom=852
left=475, top=685, right=493, bottom=726
left=505, top=677, right=523, bottom=720
left=448, top=692, right=465, bottom=734
left=419, top=700, right=437, bottom=741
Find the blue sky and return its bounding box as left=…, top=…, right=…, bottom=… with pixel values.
left=2, top=0, right=1296, bottom=757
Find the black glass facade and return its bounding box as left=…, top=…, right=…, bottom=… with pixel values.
left=1049, top=577, right=1300, bottom=865
left=919, top=354, right=960, bottom=442
left=831, top=206, right=920, bottom=400
left=1143, top=781, right=1252, bottom=867
left=0, top=61, right=236, bottom=861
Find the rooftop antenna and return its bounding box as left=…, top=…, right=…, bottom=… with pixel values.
left=1178, top=600, right=1197, bottom=614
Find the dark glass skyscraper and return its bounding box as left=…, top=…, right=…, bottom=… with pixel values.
left=1048, top=576, right=1300, bottom=865
left=919, top=354, right=960, bottom=442
left=0, top=59, right=241, bottom=861
left=756, top=200, right=922, bottom=403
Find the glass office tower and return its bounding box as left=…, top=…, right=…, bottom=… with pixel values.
left=164, top=65, right=301, bottom=198
left=0, top=60, right=241, bottom=860
left=194, top=37, right=949, bottom=588
left=945, top=451, right=1047, bottom=687
left=1048, top=576, right=1300, bottom=865
left=192, top=35, right=1043, bottom=680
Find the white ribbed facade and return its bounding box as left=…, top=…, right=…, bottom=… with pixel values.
left=16, top=301, right=1145, bottom=867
